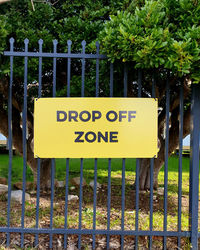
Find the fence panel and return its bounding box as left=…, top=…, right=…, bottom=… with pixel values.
left=0, top=38, right=199, bottom=249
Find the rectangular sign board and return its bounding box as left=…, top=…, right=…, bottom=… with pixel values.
left=34, top=98, right=158, bottom=158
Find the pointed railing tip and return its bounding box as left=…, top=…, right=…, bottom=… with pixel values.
left=81, top=40, right=86, bottom=46
left=38, top=39, right=43, bottom=45
left=24, top=38, right=29, bottom=44
left=53, top=39, right=58, bottom=45
left=67, top=40, right=72, bottom=46
left=9, top=37, right=15, bottom=43
left=96, top=41, right=100, bottom=53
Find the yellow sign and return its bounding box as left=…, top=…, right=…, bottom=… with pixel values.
left=34, top=98, right=158, bottom=158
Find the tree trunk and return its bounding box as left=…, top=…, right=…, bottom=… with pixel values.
left=40, top=159, right=52, bottom=189
left=0, top=105, right=51, bottom=188
left=137, top=108, right=191, bottom=190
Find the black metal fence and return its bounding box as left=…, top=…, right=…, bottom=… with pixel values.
left=1, top=38, right=200, bottom=249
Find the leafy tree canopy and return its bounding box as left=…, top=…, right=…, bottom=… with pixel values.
left=0, top=0, right=130, bottom=52
left=97, top=0, right=200, bottom=82
left=0, top=0, right=131, bottom=96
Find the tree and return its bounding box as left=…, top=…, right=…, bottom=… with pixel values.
left=0, top=0, right=131, bottom=187
left=1, top=0, right=199, bottom=190
left=97, top=0, right=200, bottom=189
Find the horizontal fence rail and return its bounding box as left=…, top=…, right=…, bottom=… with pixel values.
left=4, top=51, right=107, bottom=59
left=0, top=228, right=192, bottom=236
left=0, top=38, right=200, bottom=249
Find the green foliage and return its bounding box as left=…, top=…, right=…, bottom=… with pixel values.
left=0, top=15, right=10, bottom=53
left=0, top=15, right=11, bottom=76
left=98, top=0, right=200, bottom=82
left=0, top=0, right=130, bottom=52
left=0, top=0, right=130, bottom=97
left=1, top=0, right=199, bottom=91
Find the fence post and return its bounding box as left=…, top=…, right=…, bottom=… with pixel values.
left=189, top=84, right=200, bottom=249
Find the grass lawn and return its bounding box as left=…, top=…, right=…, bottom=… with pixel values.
left=0, top=154, right=191, bottom=184
left=0, top=154, right=192, bottom=199
left=0, top=154, right=197, bottom=248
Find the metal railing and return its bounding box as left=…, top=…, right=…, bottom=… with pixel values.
left=1, top=38, right=200, bottom=249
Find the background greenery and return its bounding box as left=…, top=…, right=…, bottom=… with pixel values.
left=0, top=154, right=190, bottom=186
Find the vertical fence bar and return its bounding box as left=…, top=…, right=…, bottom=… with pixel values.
left=67, top=40, right=72, bottom=98
left=189, top=84, right=200, bottom=249
left=107, top=63, right=113, bottom=249
left=21, top=39, right=29, bottom=248
left=95, top=42, right=100, bottom=97
left=49, top=40, right=57, bottom=248
left=64, top=40, right=71, bottom=249
left=92, top=41, right=100, bottom=249
left=78, top=159, right=84, bottom=249
left=81, top=40, right=86, bottom=98
left=135, top=70, right=142, bottom=249
left=64, top=159, right=69, bottom=249
left=110, top=63, right=113, bottom=98
left=121, top=63, right=127, bottom=249
left=138, top=70, right=142, bottom=97
left=78, top=40, right=86, bottom=249
left=49, top=159, right=55, bottom=248
left=177, top=83, right=184, bottom=248
left=35, top=39, right=43, bottom=247
left=121, top=159, right=126, bottom=249
left=35, top=160, right=41, bottom=246
left=123, top=63, right=127, bottom=98
left=53, top=40, right=57, bottom=97
left=6, top=38, right=14, bottom=247
left=107, top=159, right=112, bottom=249
left=92, top=159, right=98, bottom=249
left=149, top=74, right=156, bottom=249
left=163, top=76, right=170, bottom=249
